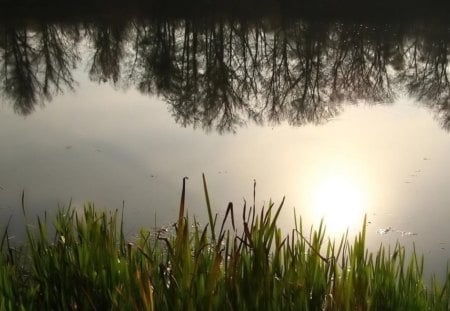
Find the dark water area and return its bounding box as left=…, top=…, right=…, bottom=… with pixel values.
left=0, top=0, right=449, bottom=21
left=0, top=11, right=450, bottom=277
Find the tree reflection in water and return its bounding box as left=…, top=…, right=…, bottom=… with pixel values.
left=0, top=18, right=448, bottom=132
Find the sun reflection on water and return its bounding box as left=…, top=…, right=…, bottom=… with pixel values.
left=310, top=173, right=367, bottom=235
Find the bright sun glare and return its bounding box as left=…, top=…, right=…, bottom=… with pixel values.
left=311, top=174, right=366, bottom=234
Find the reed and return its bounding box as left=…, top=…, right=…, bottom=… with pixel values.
left=1, top=177, right=450, bottom=310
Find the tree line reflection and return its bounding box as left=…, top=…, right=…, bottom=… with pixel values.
left=0, top=19, right=449, bottom=132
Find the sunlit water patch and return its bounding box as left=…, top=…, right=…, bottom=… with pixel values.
left=310, top=173, right=367, bottom=235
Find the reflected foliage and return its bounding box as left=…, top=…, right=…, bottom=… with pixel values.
left=398, top=25, right=450, bottom=130
left=87, top=22, right=128, bottom=84
left=0, top=18, right=449, bottom=132
left=0, top=23, right=79, bottom=114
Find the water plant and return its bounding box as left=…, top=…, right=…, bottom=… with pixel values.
left=1, top=174, right=450, bottom=310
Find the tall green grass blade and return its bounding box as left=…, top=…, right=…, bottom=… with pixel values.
left=202, top=173, right=216, bottom=241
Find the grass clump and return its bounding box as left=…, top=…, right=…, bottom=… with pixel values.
left=1, top=174, right=450, bottom=310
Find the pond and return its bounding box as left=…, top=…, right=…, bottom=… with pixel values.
left=0, top=15, right=449, bottom=277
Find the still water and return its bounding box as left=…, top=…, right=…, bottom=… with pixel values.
left=0, top=17, right=449, bottom=276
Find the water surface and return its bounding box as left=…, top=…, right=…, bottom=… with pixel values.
left=0, top=16, right=449, bottom=276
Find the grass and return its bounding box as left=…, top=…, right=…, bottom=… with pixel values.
left=1, top=174, right=450, bottom=310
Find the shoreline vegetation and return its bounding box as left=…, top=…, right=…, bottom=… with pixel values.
left=1, top=176, right=450, bottom=310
